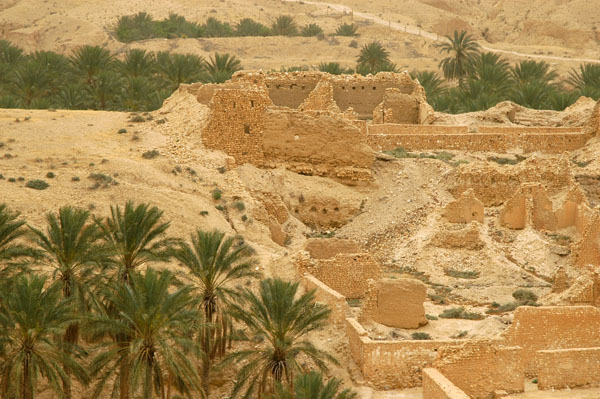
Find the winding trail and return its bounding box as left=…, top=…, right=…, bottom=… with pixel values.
left=284, top=0, right=600, bottom=64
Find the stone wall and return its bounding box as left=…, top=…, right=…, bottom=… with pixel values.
left=442, top=189, right=484, bottom=224
left=366, top=129, right=591, bottom=153
left=372, top=88, right=419, bottom=124
left=360, top=278, right=427, bottom=329
left=433, top=341, right=524, bottom=399
left=296, top=252, right=381, bottom=299
left=301, top=273, right=350, bottom=325
left=536, top=347, right=600, bottom=390
left=503, top=306, right=600, bottom=376
left=202, top=86, right=272, bottom=165
left=304, top=238, right=360, bottom=259
left=422, top=369, right=471, bottom=399
left=346, top=318, right=463, bottom=389
left=261, top=108, right=374, bottom=181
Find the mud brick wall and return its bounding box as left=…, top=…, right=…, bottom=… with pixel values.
left=368, top=124, right=469, bottom=135
left=201, top=87, right=272, bottom=165
left=261, top=108, right=374, bottom=181
left=434, top=341, right=524, bottom=399
left=304, top=253, right=381, bottom=299
left=305, top=238, right=360, bottom=259
left=477, top=126, right=582, bottom=134
left=503, top=306, right=600, bottom=376
left=536, top=347, right=600, bottom=390
left=366, top=130, right=591, bottom=153
left=345, top=318, right=462, bottom=389
left=422, top=369, right=470, bottom=399
left=301, top=273, right=350, bottom=325
left=442, top=188, right=484, bottom=224
left=575, top=211, right=600, bottom=268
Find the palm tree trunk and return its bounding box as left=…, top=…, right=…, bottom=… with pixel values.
left=22, top=356, right=32, bottom=399
left=63, top=279, right=77, bottom=399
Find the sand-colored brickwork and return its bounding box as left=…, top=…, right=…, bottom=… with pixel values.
left=360, top=278, right=428, bottom=328
left=433, top=341, right=524, bottom=399
left=503, top=306, right=600, bottom=376
left=422, top=369, right=471, bottom=399
left=442, top=189, right=484, bottom=224
left=302, top=273, right=350, bottom=325
left=536, top=347, right=600, bottom=390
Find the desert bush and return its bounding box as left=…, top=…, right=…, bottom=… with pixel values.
left=88, top=172, right=117, bottom=189
left=444, top=269, right=479, bottom=279
left=425, top=314, right=438, bottom=320
left=25, top=179, right=49, bottom=190
left=512, top=289, right=538, bottom=305
left=212, top=188, right=222, bottom=200
left=411, top=332, right=431, bottom=340
left=439, top=307, right=483, bottom=320
left=233, top=201, right=245, bottom=211
left=46, top=172, right=55, bottom=178
left=142, top=150, right=160, bottom=159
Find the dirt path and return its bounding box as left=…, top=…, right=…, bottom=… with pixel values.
left=283, top=0, right=600, bottom=64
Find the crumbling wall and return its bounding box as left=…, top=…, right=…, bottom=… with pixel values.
left=442, top=188, right=484, bottom=224
left=433, top=341, right=524, bottom=399
left=575, top=212, right=600, bottom=268
left=503, top=306, right=600, bottom=376
left=372, top=88, right=419, bottom=124
left=451, top=156, right=572, bottom=207
left=584, top=99, right=600, bottom=136
left=499, top=184, right=557, bottom=231
left=302, top=273, right=350, bottom=325
left=345, top=318, right=463, bottom=389
left=360, top=278, right=427, bottom=328
left=298, top=77, right=341, bottom=113
left=305, top=238, right=360, bottom=259
left=296, top=251, right=381, bottom=299
left=430, top=222, right=484, bottom=250
left=366, top=128, right=591, bottom=153
left=201, top=86, right=272, bottom=165
left=536, top=347, right=600, bottom=390
left=261, top=108, right=374, bottom=181
left=422, top=369, right=471, bottom=399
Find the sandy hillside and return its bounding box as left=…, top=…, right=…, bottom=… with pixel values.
left=1, top=0, right=598, bottom=75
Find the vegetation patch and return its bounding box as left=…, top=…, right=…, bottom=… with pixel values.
left=25, top=179, right=49, bottom=190
left=88, top=173, right=117, bottom=189
left=142, top=150, right=160, bottom=159
left=444, top=269, right=480, bottom=279
left=411, top=332, right=432, bottom=340
left=439, top=307, right=484, bottom=320
left=488, top=155, right=526, bottom=165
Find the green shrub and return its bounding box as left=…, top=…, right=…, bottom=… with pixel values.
left=488, top=155, right=526, bottom=165
left=212, top=188, right=222, bottom=200
left=46, top=172, right=55, bottom=178
left=572, top=159, right=592, bottom=167
left=88, top=172, right=117, bottom=189
left=233, top=201, right=245, bottom=211
left=8, top=177, right=16, bottom=182
left=486, top=302, right=518, bottom=314
left=25, top=179, right=49, bottom=190
left=439, top=307, right=484, bottom=320
left=200, top=210, right=209, bottom=216
left=335, top=23, right=358, bottom=36
left=71, top=176, right=80, bottom=182
left=411, top=332, right=432, bottom=340
left=512, top=289, right=538, bottom=305
left=142, top=150, right=160, bottom=159
left=425, top=314, right=438, bottom=320
left=301, top=23, right=323, bottom=37
left=241, top=214, right=248, bottom=222
left=215, top=205, right=225, bottom=211
left=444, top=269, right=479, bottom=279
left=118, top=128, right=127, bottom=134
left=130, top=115, right=145, bottom=123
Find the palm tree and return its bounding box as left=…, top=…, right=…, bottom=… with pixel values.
left=436, top=30, right=480, bottom=81
left=548, top=91, right=579, bottom=111
left=0, top=204, right=31, bottom=265
left=55, top=83, right=90, bottom=110
left=455, top=79, right=503, bottom=112
left=301, top=23, right=323, bottom=37
left=0, top=275, right=89, bottom=399
left=318, top=62, right=351, bottom=75
left=567, top=63, right=600, bottom=100
left=0, top=40, right=25, bottom=65
left=511, top=60, right=559, bottom=86
left=11, top=61, right=52, bottom=107
left=334, top=23, right=358, bottom=37
left=70, top=45, right=114, bottom=85
left=270, top=372, right=356, bottom=399
left=271, top=16, right=298, bottom=36
left=410, top=70, right=446, bottom=100
left=510, top=79, right=556, bottom=109
left=155, top=51, right=205, bottom=88
left=99, top=201, right=174, bottom=283
left=204, top=53, right=243, bottom=83
left=117, top=49, right=156, bottom=78
left=172, top=229, right=258, bottom=394
left=356, top=41, right=394, bottom=75
left=470, top=52, right=512, bottom=98
left=228, top=278, right=336, bottom=399
left=235, top=18, right=271, bottom=36
left=86, top=70, right=121, bottom=110
left=120, top=75, right=158, bottom=111
left=87, top=268, right=203, bottom=399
